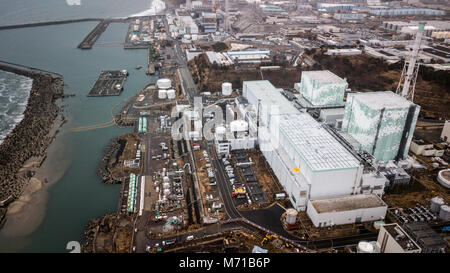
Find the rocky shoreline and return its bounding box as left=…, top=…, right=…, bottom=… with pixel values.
left=0, top=66, right=64, bottom=227
left=98, top=137, right=126, bottom=184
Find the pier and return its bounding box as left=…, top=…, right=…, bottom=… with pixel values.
left=88, top=70, right=128, bottom=97
left=77, top=19, right=111, bottom=49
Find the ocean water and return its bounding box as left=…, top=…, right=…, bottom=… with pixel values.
left=0, top=71, right=32, bottom=144
left=0, top=0, right=154, bottom=26
left=0, top=0, right=161, bottom=252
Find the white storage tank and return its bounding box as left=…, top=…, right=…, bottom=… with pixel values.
left=430, top=196, right=445, bottom=214
left=158, top=89, right=167, bottom=99
left=285, top=208, right=298, bottom=225
left=215, top=125, right=226, bottom=139
left=163, top=189, right=170, bottom=196
left=222, top=82, right=232, bottom=96
left=437, top=169, right=450, bottom=189
left=163, top=182, right=171, bottom=189
left=439, top=205, right=450, bottom=221
left=157, top=78, right=171, bottom=89
left=357, top=241, right=375, bottom=253
left=230, top=120, right=248, bottom=132
left=163, top=176, right=169, bottom=183
left=167, top=89, right=176, bottom=99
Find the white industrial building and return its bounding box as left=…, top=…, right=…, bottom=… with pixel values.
left=225, top=50, right=271, bottom=64
left=241, top=80, right=387, bottom=213
left=342, top=91, right=420, bottom=163
left=306, top=194, right=387, bottom=227
left=214, top=120, right=256, bottom=155
left=377, top=223, right=422, bottom=253
left=294, top=70, right=348, bottom=106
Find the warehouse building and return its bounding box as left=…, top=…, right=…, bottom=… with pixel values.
left=294, top=70, right=348, bottom=106
left=377, top=223, right=422, bottom=253
left=242, top=80, right=387, bottom=212
left=317, top=3, right=357, bottom=11
left=342, top=91, right=420, bottom=163
left=370, top=8, right=445, bottom=17
left=306, top=194, right=387, bottom=227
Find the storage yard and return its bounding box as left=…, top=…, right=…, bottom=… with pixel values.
left=87, top=70, right=128, bottom=97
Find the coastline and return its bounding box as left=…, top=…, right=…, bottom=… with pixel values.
left=0, top=63, right=65, bottom=231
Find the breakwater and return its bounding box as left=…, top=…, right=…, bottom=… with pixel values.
left=0, top=62, right=64, bottom=224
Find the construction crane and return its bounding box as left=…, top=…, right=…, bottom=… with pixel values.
left=396, top=22, right=426, bottom=102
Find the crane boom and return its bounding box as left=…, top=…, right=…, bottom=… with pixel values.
left=396, top=22, right=426, bottom=101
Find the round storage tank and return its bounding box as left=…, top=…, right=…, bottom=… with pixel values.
left=157, top=78, right=171, bottom=89
left=437, top=169, right=450, bottom=189
left=439, top=205, right=450, bottom=221
left=163, top=189, right=170, bottom=196
left=158, top=89, right=167, bottom=99
left=357, top=241, right=375, bottom=253
left=163, top=182, right=170, bottom=189
left=167, top=89, right=176, bottom=99
left=222, top=82, right=232, bottom=96
left=285, top=208, right=298, bottom=225
left=230, top=120, right=248, bottom=132
left=430, top=196, right=445, bottom=214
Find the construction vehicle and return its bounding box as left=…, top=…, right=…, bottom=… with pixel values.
left=285, top=243, right=294, bottom=249
left=261, top=233, right=278, bottom=246
left=232, top=187, right=246, bottom=198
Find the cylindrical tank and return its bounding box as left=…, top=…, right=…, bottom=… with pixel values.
left=437, top=169, right=450, bottom=189
left=158, top=89, right=167, bottom=99
left=285, top=208, right=298, bottom=225
left=357, top=241, right=375, bottom=253
left=230, top=120, right=248, bottom=132
left=163, top=182, right=171, bottom=189
left=167, top=89, right=176, bottom=99
left=163, top=189, right=170, bottom=196
left=157, top=78, right=171, bottom=89
left=163, top=176, right=169, bottom=183
left=439, top=205, right=450, bottom=221
left=430, top=196, right=445, bottom=214
left=222, top=82, right=232, bottom=96
left=215, top=125, right=226, bottom=138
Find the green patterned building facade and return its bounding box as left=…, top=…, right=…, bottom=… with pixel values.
left=299, top=70, right=348, bottom=106
left=342, top=91, right=420, bottom=162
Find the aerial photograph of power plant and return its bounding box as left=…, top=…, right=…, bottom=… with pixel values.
left=0, top=0, right=449, bottom=265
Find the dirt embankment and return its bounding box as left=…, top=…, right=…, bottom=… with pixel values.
left=0, top=70, right=63, bottom=215
left=82, top=213, right=133, bottom=253
left=189, top=54, right=302, bottom=92
left=309, top=52, right=450, bottom=119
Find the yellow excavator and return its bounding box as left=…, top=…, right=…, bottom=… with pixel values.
left=261, top=233, right=278, bottom=246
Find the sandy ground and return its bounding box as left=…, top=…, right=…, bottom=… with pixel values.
left=0, top=114, right=71, bottom=237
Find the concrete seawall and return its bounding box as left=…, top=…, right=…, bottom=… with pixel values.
left=0, top=18, right=130, bottom=31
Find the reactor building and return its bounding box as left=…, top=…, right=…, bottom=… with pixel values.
left=238, top=80, right=388, bottom=227
left=341, top=91, right=420, bottom=163
left=294, top=70, right=348, bottom=106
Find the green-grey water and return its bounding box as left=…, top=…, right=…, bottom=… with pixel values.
left=0, top=22, right=150, bottom=252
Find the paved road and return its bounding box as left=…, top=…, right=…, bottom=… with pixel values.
left=207, top=142, right=242, bottom=219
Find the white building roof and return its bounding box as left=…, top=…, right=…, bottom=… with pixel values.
left=302, top=70, right=347, bottom=83
left=310, top=194, right=387, bottom=213
left=243, top=80, right=299, bottom=115
left=279, top=113, right=360, bottom=171
left=351, top=91, right=413, bottom=110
